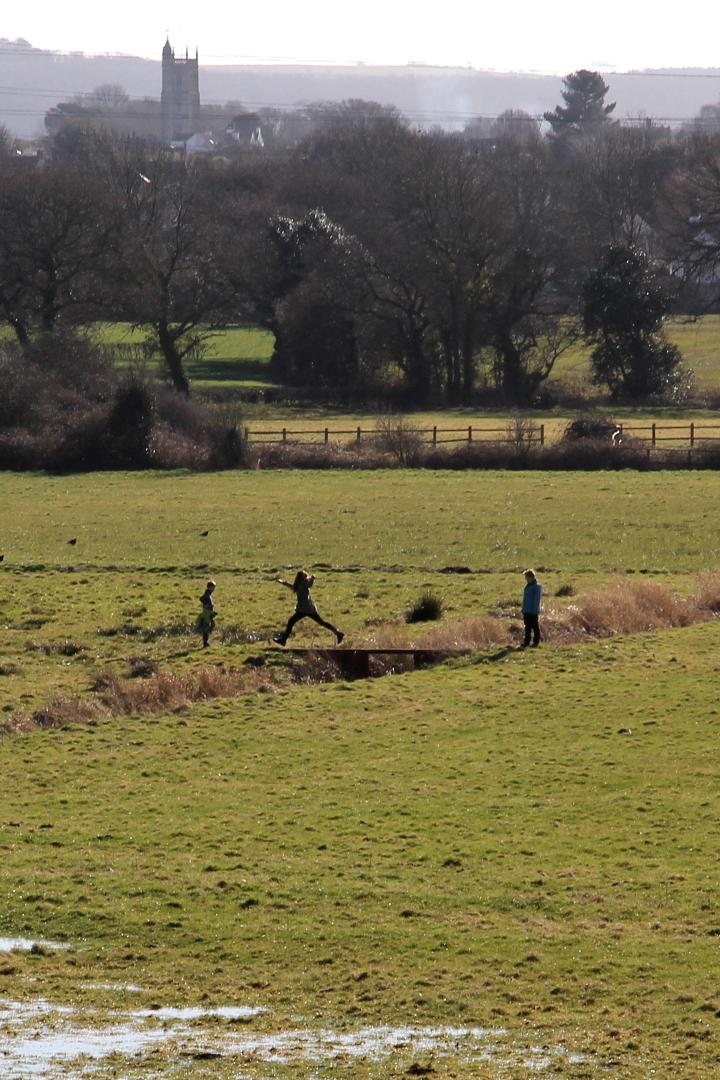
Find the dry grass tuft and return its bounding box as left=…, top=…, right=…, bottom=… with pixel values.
left=3, top=665, right=270, bottom=736
left=418, top=615, right=508, bottom=650
left=538, top=602, right=588, bottom=643
left=575, top=579, right=705, bottom=637
left=695, top=572, right=720, bottom=613
left=356, top=624, right=413, bottom=649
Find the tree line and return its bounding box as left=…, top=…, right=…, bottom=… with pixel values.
left=2, top=71, right=720, bottom=405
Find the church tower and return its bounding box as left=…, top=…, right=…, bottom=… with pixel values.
left=161, top=37, right=200, bottom=141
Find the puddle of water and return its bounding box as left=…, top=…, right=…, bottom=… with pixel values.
left=0, top=937, right=69, bottom=952
left=0, top=999, right=590, bottom=1077
left=0, top=1028, right=174, bottom=1078
left=83, top=982, right=144, bottom=993
left=130, top=1005, right=266, bottom=1020
left=217, top=1023, right=503, bottom=1061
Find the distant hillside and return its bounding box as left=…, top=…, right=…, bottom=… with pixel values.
left=2, top=40, right=720, bottom=138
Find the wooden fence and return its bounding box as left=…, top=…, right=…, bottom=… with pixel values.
left=241, top=421, right=720, bottom=451
left=241, top=424, right=545, bottom=446
left=616, top=422, right=720, bottom=448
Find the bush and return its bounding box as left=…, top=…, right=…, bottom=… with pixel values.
left=104, top=378, right=156, bottom=468
left=373, top=416, right=425, bottom=465
left=563, top=417, right=618, bottom=442
left=0, top=336, right=243, bottom=472
left=406, top=592, right=444, bottom=623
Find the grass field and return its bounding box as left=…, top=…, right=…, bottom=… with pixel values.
left=5, top=319, right=720, bottom=441
left=92, top=315, right=720, bottom=394
left=2, top=469, right=720, bottom=1076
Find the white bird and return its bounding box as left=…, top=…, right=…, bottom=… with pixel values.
left=138, top=172, right=151, bottom=185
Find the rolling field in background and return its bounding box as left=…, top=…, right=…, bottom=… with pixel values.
left=92, top=315, right=720, bottom=395
left=2, top=469, right=720, bottom=1075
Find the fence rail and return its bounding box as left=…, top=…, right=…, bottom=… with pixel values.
left=242, top=424, right=546, bottom=447
left=616, top=422, right=720, bottom=447
left=241, top=421, right=720, bottom=449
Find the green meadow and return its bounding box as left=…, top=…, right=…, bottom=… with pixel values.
left=92, top=315, right=720, bottom=397
left=2, top=469, right=720, bottom=1076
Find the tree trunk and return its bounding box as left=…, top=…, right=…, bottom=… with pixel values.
left=404, top=327, right=431, bottom=405
left=7, top=313, right=30, bottom=349
left=461, top=324, right=476, bottom=404
left=498, top=332, right=529, bottom=406
left=157, top=320, right=190, bottom=395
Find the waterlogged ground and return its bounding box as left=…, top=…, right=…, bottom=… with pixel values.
left=0, top=992, right=593, bottom=1077
left=2, top=470, right=720, bottom=1076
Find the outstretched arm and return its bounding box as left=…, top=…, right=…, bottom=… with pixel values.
left=277, top=578, right=294, bottom=590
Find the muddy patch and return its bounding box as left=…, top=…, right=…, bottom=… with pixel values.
left=0, top=998, right=591, bottom=1077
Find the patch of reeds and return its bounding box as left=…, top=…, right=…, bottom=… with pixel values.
left=573, top=579, right=705, bottom=637
left=2, top=665, right=271, bottom=737
left=417, top=615, right=506, bottom=650
left=694, top=571, right=720, bottom=613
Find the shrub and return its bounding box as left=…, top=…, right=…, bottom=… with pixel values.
left=406, top=592, right=444, bottom=623
left=103, top=378, right=156, bottom=468
left=562, top=417, right=618, bottom=441
left=373, top=416, right=425, bottom=465
left=0, top=336, right=242, bottom=473
left=505, top=415, right=541, bottom=459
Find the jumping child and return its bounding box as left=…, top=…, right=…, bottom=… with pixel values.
left=198, top=579, right=216, bottom=647
left=274, top=570, right=344, bottom=646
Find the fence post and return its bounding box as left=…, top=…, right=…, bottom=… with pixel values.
left=690, top=422, right=695, bottom=448
left=468, top=425, right=472, bottom=444
left=651, top=422, right=656, bottom=448
left=540, top=423, right=545, bottom=447
left=324, top=427, right=329, bottom=445
left=282, top=427, right=287, bottom=444
left=432, top=425, right=437, bottom=447
left=356, top=426, right=361, bottom=445
left=244, top=426, right=250, bottom=443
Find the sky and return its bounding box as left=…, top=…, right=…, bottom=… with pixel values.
left=3, top=0, right=720, bottom=74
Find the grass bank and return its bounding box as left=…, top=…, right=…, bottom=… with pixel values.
left=2, top=469, right=720, bottom=1075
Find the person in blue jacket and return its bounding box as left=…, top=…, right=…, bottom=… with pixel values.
left=521, top=569, right=542, bottom=648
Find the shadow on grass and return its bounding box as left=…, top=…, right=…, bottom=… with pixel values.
left=185, top=358, right=274, bottom=385
left=473, top=646, right=517, bottom=663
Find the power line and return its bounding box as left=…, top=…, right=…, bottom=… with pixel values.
left=3, top=98, right=720, bottom=126
left=4, top=45, right=720, bottom=76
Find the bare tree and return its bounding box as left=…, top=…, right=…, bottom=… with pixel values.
left=0, top=165, right=114, bottom=344
left=101, top=144, right=235, bottom=394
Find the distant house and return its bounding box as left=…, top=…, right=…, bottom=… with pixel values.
left=184, top=132, right=217, bottom=159
left=226, top=112, right=264, bottom=148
